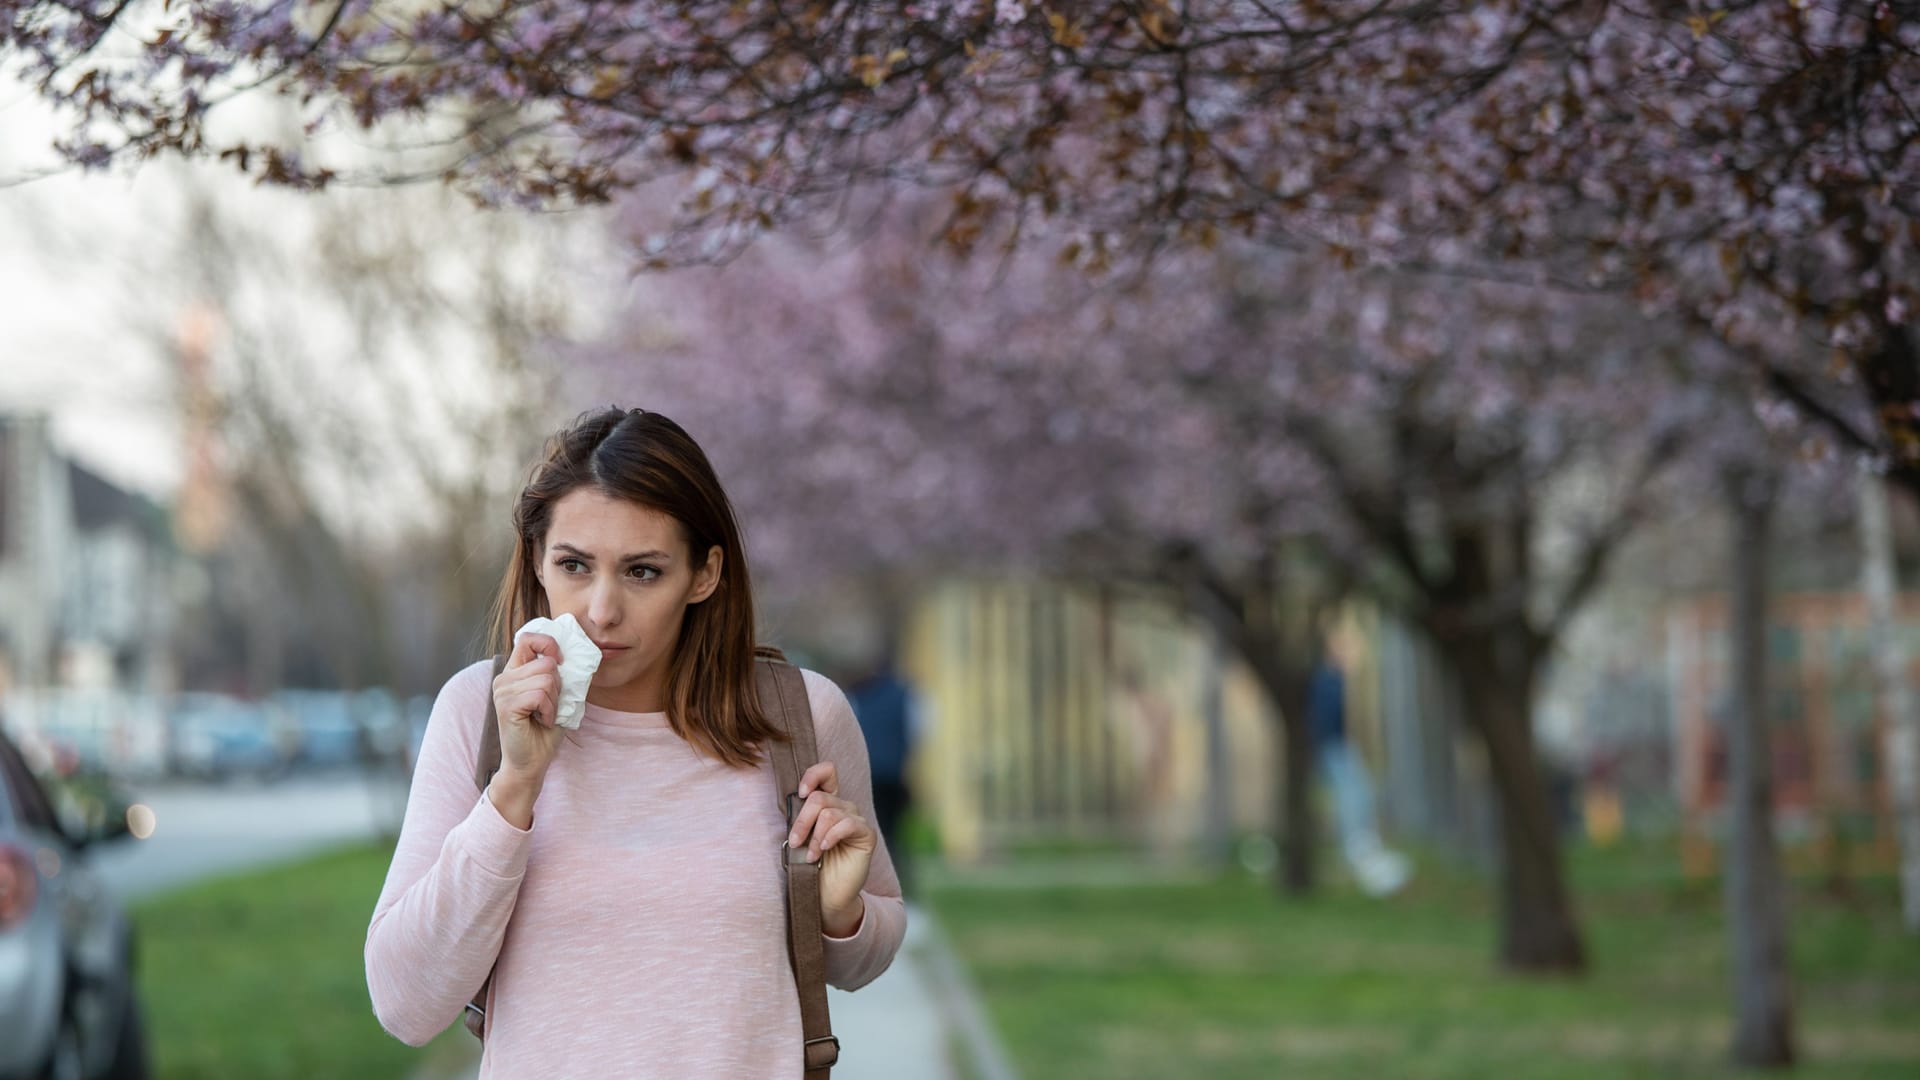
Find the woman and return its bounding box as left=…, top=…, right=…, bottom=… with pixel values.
left=366, top=407, right=905, bottom=1077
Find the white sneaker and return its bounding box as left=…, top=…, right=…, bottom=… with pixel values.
left=1354, top=850, right=1413, bottom=897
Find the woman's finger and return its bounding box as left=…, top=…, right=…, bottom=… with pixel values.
left=798, top=761, right=839, bottom=799
left=516, top=685, right=557, bottom=727
left=808, top=808, right=843, bottom=859
left=787, top=790, right=835, bottom=848
left=507, top=659, right=557, bottom=690
left=505, top=664, right=557, bottom=703
left=507, top=634, right=539, bottom=668
left=788, top=791, right=855, bottom=848
left=493, top=657, right=552, bottom=701
left=499, top=674, right=554, bottom=713
left=816, top=815, right=870, bottom=856
left=510, top=632, right=562, bottom=669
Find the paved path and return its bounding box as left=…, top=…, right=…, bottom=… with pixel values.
left=88, top=768, right=407, bottom=901
left=827, top=902, right=957, bottom=1080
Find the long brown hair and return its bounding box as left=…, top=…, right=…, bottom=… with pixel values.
left=485, top=406, right=787, bottom=767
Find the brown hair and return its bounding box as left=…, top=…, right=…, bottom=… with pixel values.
left=485, top=406, right=787, bottom=767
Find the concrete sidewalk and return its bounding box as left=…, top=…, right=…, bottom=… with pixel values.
left=827, top=901, right=957, bottom=1080
left=412, top=900, right=1010, bottom=1080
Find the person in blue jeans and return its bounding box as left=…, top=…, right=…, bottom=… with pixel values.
left=1308, top=627, right=1411, bottom=896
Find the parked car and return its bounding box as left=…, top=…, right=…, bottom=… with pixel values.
left=164, top=695, right=291, bottom=781
left=275, top=688, right=412, bottom=774
left=0, top=727, right=148, bottom=1080
left=273, top=691, right=361, bottom=772
left=354, top=689, right=409, bottom=764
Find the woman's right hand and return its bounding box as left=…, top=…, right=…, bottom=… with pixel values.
left=491, top=632, right=568, bottom=792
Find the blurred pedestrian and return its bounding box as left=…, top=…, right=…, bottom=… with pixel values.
left=844, top=653, right=921, bottom=896
left=1309, top=624, right=1412, bottom=897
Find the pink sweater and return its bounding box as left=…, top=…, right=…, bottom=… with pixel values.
left=366, top=660, right=906, bottom=1078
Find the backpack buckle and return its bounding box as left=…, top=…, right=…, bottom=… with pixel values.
left=804, top=1034, right=840, bottom=1068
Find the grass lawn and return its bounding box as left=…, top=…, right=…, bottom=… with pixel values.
left=131, top=840, right=473, bottom=1080
left=925, top=843, right=1920, bottom=1079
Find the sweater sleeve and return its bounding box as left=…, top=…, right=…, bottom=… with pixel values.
left=366, top=660, right=535, bottom=1046
left=802, top=669, right=908, bottom=992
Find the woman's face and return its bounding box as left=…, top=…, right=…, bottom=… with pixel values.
left=535, top=488, right=721, bottom=699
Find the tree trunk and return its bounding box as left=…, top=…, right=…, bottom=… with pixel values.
left=1177, top=565, right=1321, bottom=896
left=1449, top=640, right=1588, bottom=972
left=1725, top=467, right=1796, bottom=1068
left=1858, top=473, right=1920, bottom=933
left=1201, top=628, right=1234, bottom=866
left=1236, top=646, right=1315, bottom=897
left=1857, top=324, right=1920, bottom=500
left=1277, top=677, right=1316, bottom=895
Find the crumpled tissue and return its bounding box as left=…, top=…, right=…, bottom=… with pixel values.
left=512, top=613, right=604, bottom=729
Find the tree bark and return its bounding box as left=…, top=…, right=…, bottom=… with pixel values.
left=1175, top=563, right=1320, bottom=896
left=1725, top=466, right=1796, bottom=1068
left=1447, top=636, right=1588, bottom=972
left=1227, top=626, right=1317, bottom=898
left=1860, top=322, right=1920, bottom=499
left=1201, top=627, right=1235, bottom=866
left=1278, top=678, right=1317, bottom=895
left=1857, top=473, right=1920, bottom=933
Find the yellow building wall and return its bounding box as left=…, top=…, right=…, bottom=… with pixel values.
left=900, top=579, right=1363, bottom=863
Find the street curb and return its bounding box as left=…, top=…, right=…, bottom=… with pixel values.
left=910, top=907, right=1020, bottom=1080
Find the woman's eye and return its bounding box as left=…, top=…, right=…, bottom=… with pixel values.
left=554, top=559, right=655, bottom=580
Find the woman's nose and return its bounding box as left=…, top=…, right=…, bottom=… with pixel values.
left=586, top=579, right=621, bottom=630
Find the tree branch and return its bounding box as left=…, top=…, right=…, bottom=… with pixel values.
left=1540, top=424, right=1688, bottom=649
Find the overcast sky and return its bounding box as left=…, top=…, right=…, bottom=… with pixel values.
left=2, top=84, right=188, bottom=498
left=1, top=77, right=623, bottom=531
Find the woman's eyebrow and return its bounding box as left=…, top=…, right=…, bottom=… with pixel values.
left=550, top=542, right=672, bottom=563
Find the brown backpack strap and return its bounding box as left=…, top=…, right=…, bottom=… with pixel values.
left=464, top=653, right=509, bottom=1040
left=474, top=654, right=507, bottom=792
left=755, top=654, right=839, bottom=1078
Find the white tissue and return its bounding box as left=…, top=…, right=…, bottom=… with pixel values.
left=512, top=613, right=604, bottom=729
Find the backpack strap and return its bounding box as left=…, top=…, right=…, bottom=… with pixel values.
left=474, top=654, right=507, bottom=792
left=463, top=653, right=509, bottom=1039
left=754, top=654, right=839, bottom=1078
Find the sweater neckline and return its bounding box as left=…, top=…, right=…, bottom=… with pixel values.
left=581, top=700, right=670, bottom=728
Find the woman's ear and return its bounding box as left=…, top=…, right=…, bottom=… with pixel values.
left=689, top=545, right=724, bottom=604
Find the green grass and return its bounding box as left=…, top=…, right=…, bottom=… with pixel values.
left=925, top=843, right=1920, bottom=1079
left=131, top=841, right=473, bottom=1080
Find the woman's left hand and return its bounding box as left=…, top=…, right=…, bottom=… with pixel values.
left=786, top=761, right=876, bottom=936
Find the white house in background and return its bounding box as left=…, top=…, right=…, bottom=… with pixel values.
left=0, top=412, right=187, bottom=773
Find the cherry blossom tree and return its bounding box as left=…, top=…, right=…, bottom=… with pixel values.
left=9, top=0, right=1912, bottom=488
